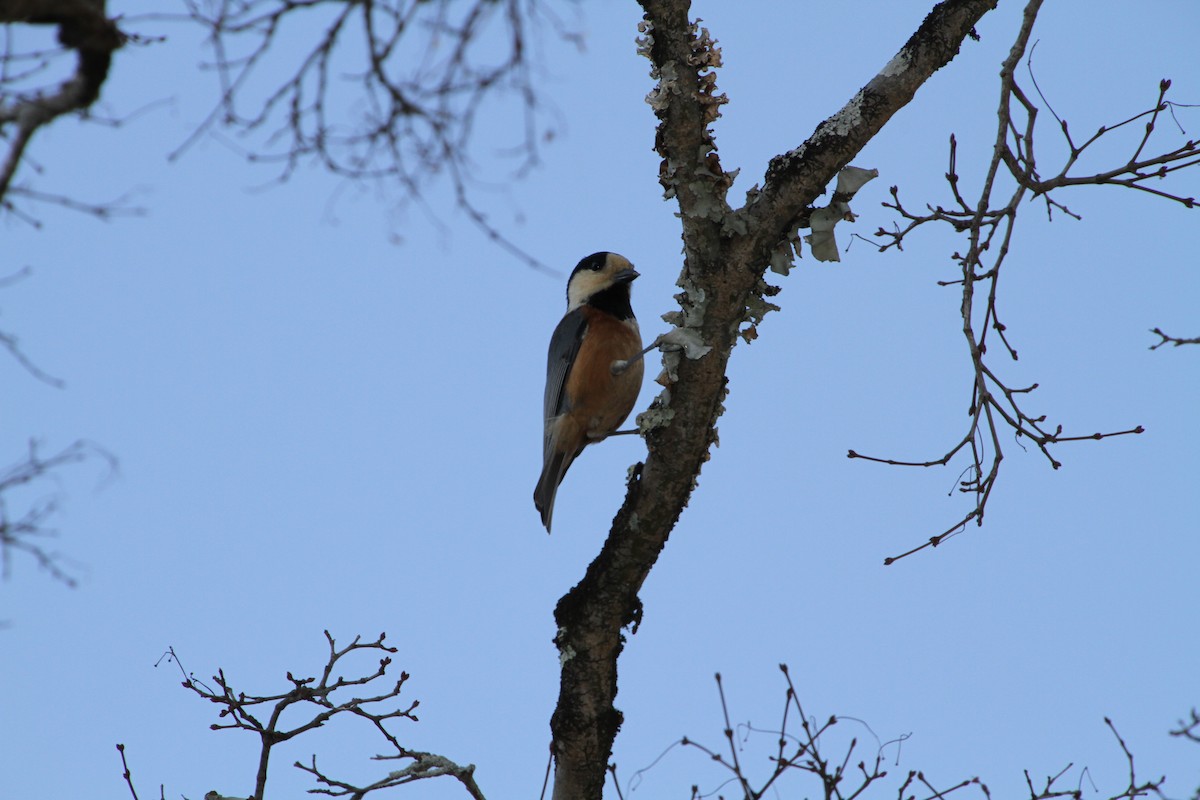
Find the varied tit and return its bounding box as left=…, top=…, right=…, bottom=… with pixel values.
left=534, top=252, right=644, bottom=532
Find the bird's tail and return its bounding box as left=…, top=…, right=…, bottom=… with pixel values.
left=533, top=449, right=573, bottom=533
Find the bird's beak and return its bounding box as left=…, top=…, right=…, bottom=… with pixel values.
left=615, top=268, right=640, bottom=283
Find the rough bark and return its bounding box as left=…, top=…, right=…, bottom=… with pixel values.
left=548, top=2, right=998, bottom=798
left=0, top=0, right=122, bottom=202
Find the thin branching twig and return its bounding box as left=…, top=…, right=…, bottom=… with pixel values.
left=0, top=3, right=126, bottom=219
left=1148, top=328, right=1200, bottom=350
left=179, top=0, right=580, bottom=272
left=0, top=439, right=115, bottom=588
left=861, top=0, right=1196, bottom=562
left=627, top=669, right=1186, bottom=800
left=171, top=631, right=485, bottom=800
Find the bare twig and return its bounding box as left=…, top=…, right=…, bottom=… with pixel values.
left=116, top=743, right=141, bottom=800
left=1100, top=717, right=1168, bottom=800
left=865, top=0, right=1196, bottom=562
left=0, top=0, right=126, bottom=216
left=179, top=631, right=484, bottom=800
left=1169, top=709, right=1200, bottom=744
left=631, top=671, right=1182, bottom=800
left=0, top=438, right=115, bottom=588
left=638, top=666, right=948, bottom=800
left=0, top=265, right=72, bottom=386
left=1148, top=327, right=1200, bottom=350
left=2, top=183, right=144, bottom=224
left=299, top=751, right=486, bottom=800
left=1168, top=710, right=1200, bottom=800
left=179, top=0, right=579, bottom=271
left=0, top=327, right=63, bottom=387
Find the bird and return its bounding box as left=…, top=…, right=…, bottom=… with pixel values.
left=534, top=252, right=644, bottom=532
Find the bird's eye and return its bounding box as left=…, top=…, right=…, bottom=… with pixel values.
left=591, top=261, right=604, bottom=271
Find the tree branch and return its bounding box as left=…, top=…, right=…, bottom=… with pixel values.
left=172, top=632, right=483, bottom=800
left=548, top=3, right=998, bottom=798
left=1148, top=327, right=1200, bottom=350
left=0, top=0, right=124, bottom=212
left=863, top=0, right=1197, bottom=562
left=614, top=669, right=1182, bottom=800
left=0, top=438, right=114, bottom=590
left=743, top=0, right=998, bottom=258
left=179, top=0, right=575, bottom=271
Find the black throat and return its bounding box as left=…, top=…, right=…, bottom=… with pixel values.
left=586, top=283, right=634, bottom=320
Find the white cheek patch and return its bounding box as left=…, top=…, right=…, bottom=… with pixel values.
left=567, top=272, right=607, bottom=310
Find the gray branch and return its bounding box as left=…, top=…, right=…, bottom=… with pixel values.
left=0, top=0, right=124, bottom=210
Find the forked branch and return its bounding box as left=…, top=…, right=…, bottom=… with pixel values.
left=168, top=632, right=484, bottom=800
left=0, top=0, right=125, bottom=216
left=0, top=438, right=114, bottom=588
left=180, top=0, right=578, bottom=271
left=865, top=0, right=1194, bottom=562
left=613, top=669, right=1181, bottom=800
left=1148, top=328, right=1200, bottom=350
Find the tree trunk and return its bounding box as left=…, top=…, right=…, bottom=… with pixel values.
left=548, top=2, right=999, bottom=797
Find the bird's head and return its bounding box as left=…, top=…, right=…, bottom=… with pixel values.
left=566, top=252, right=640, bottom=311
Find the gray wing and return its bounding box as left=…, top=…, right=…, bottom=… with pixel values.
left=543, top=308, right=588, bottom=452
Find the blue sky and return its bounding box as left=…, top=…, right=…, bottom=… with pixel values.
left=3, top=2, right=1198, bottom=798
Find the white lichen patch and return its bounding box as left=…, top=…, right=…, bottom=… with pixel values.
left=675, top=282, right=707, bottom=327
left=768, top=248, right=792, bottom=276
left=768, top=229, right=804, bottom=276
left=652, top=327, right=712, bottom=385
left=827, top=90, right=866, bottom=138
left=804, top=207, right=843, bottom=262
left=637, top=392, right=676, bottom=429
left=657, top=351, right=682, bottom=385
left=684, top=183, right=728, bottom=221
left=803, top=165, right=878, bottom=262
left=836, top=166, right=879, bottom=197
left=645, top=61, right=680, bottom=111
left=721, top=212, right=748, bottom=237
left=636, top=19, right=655, bottom=60
left=658, top=326, right=712, bottom=360
left=880, top=48, right=911, bottom=78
